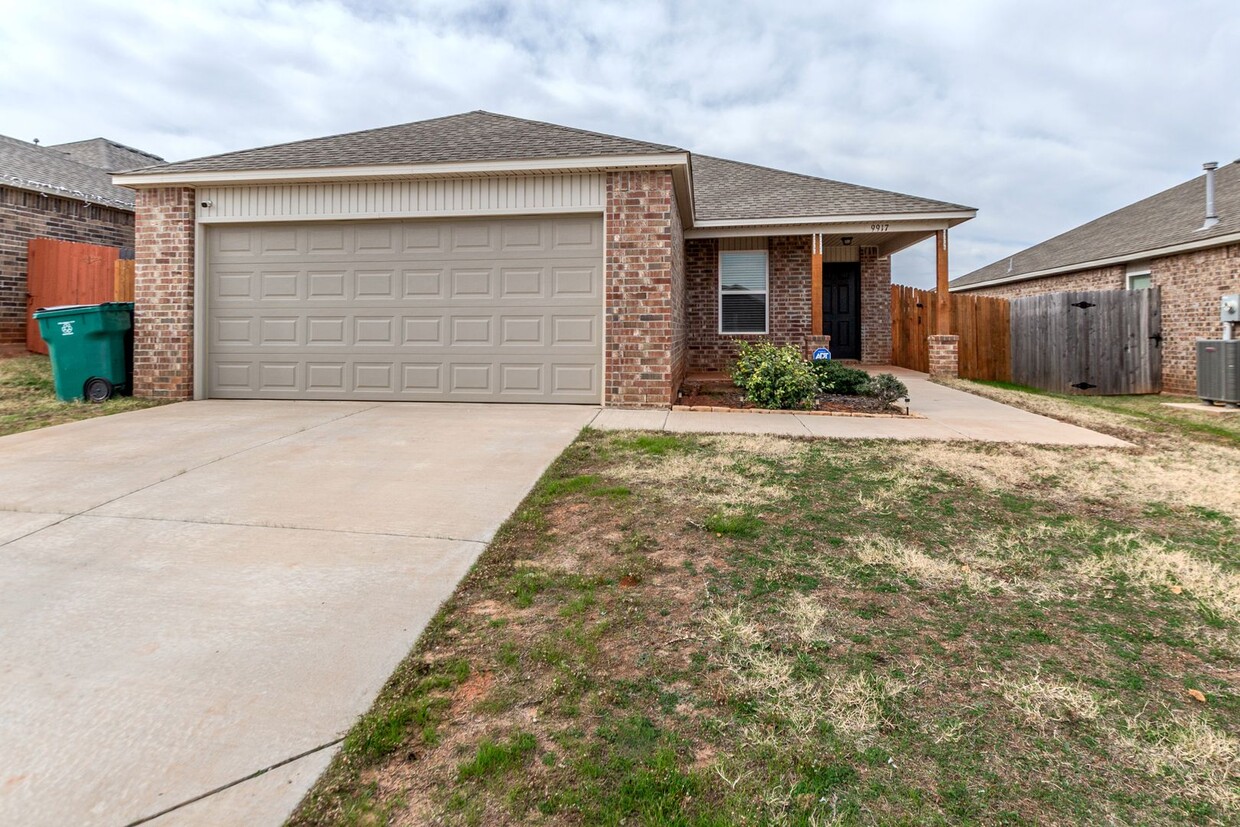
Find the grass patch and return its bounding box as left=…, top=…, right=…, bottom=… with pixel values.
left=0, top=354, right=166, bottom=437
left=457, top=732, right=537, bottom=781
left=702, top=511, right=764, bottom=539
left=290, top=415, right=1240, bottom=826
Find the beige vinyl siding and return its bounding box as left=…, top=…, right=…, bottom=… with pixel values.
left=824, top=245, right=861, bottom=262
left=197, top=174, right=605, bottom=223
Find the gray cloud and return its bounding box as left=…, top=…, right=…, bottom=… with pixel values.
left=3, top=0, right=1236, bottom=285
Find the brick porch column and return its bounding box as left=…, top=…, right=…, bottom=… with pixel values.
left=604, top=170, right=678, bottom=407
left=928, top=334, right=959, bottom=379
left=860, top=247, right=892, bottom=363
left=133, top=187, right=195, bottom=398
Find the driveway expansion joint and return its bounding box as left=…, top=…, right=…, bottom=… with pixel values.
left=123, top=737, right=345, bottom=826
left=73, top=511, right=490, bottom=546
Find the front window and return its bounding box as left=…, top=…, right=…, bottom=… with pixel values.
left=719, top=250, right=768, bottom=334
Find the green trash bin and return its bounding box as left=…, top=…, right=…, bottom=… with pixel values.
left=33, top=302, right=134, bottom=403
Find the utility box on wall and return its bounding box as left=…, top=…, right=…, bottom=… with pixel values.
left=1221, top=294, right=1240, bottom=325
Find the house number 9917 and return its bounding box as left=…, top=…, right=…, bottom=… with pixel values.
left=870, top=223, right=890, bottom=232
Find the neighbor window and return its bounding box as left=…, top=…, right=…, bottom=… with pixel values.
left=719, top=250, right=768, bottom=334
left=1127, top=262, right=1151, bottom=290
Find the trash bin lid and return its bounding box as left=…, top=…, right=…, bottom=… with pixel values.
left=33, top=302, right=132, bottom=317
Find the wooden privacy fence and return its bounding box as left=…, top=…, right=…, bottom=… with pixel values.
left=114, top=259, right=135, bottom=302
left=25, top=239, right=134, bottom=354
left=1010, top=288, right=1162, bottom=395
left=891, top=284, right=1011, bottom=381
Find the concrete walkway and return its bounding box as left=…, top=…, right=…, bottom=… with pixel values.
left=591, top=366, right=1128, bottom=447
left=0, top=401, right=594, bottom=826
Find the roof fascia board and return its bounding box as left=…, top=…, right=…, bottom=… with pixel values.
left=689, top=211, right=974, bottom=231
left=113, top=152, right=691, bottom=187
left=951, top=230, right=1240, bottom=292
left=685, top=215, right=970, bottom=239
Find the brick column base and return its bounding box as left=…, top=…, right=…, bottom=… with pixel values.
left=803, top=335, right=833, bottom=359
left=927, top=334, right=959, bottom=379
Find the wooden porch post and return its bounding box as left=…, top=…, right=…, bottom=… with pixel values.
left=811, top=233, right=824, bottom=335
left=935, top=228, right=951, bottom=334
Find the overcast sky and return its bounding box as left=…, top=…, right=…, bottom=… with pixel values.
left=3, top=0, right=1236, bottom=286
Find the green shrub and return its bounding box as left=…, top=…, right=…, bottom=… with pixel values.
left=865, top=373, right=909, bottom=407
left=731, top=341, right=818, bottom=410
left=810, top=360, right=871, bottom=396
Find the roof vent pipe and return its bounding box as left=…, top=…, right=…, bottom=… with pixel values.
left=1200, top=161, right=1220, bottom=231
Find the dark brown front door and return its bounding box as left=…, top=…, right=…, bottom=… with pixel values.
left=822, top=263, right=861, bottom=360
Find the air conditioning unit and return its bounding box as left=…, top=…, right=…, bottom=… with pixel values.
left=1197, top=340, right=1240, bottom=405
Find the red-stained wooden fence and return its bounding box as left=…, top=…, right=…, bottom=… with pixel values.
left=25, top=239, right=123, bottom=354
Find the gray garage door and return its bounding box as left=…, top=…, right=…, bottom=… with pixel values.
left=205, top=216, right=603, bottom=402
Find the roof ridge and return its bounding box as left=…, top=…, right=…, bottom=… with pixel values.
left=470, top=110, right=683, bottom=152
left=49, top=137, right=166, bottom=163
left=127, top=111, right=682, bottom=174
left=120, top=112, right=482, bottom=173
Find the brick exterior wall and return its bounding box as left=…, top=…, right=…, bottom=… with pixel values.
left=604, top=170, right=679, bottom=407
left=1150, top=244, right=1240, bottom=395
left=132, top=187, right=196, bottom=398
left=860, top=247, right=892, bottom=363
left=928, top=334, right=960, bottom=378
left=0, top=186, right=134, bottom=345
left=964, top=249, right=1240, bottom=395
left=685, top=237, right=892, bottom=372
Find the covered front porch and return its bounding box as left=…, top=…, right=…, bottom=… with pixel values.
left=682, top=220, right=961, bottom=377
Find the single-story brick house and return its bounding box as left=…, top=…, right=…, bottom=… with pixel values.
left=114, top=111, right=974, bottom=407
left=0, top=136, right=164, bottom=346
left=951, top=161, right=1240, bottom=395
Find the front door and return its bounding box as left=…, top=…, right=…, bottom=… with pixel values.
left=822, top=262, right=861, bottom=360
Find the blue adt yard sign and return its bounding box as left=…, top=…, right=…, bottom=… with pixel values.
left=812, top=347, right=832, bottom=361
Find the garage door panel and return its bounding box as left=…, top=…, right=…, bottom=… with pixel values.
left=207, top=218, right=602, bottom=402
left=208, top=354, right=599, bottom=400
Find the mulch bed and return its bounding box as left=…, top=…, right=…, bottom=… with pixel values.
left=678, top=380, right=907, bottom=415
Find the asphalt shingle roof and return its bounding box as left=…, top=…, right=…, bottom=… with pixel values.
left=128, top=111, right=684, bottom=175
left=0, top=134, right=140, bottom=208
left=953, top=161, right=1240, bottom=290
left=117, top=110, right=973, bottom=222
left=690, top=154, right=972, bottom=221
left=47, top=138, right=165, bottom=173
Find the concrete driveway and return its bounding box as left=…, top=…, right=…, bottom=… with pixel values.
left=0, top=401, right=594, bottom=826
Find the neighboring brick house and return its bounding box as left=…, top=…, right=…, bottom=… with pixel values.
left=114, top=111, right=974, bottom=407
left=0, top=135, right=164, bottom=345
left=952, top=161, right=1240, bottom=395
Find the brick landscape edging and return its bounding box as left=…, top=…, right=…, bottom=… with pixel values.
left=671, top=404, right=922, bottom=419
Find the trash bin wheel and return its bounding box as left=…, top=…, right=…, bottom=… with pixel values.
left=84, top=377, right=114, bottom=403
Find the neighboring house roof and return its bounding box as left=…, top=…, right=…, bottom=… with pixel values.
left=690, top=154, right=972, bottom=222
left=46, top=138, right=166, bottom=172
left=953, top=161, right=1240, bottom=291
left=124, top=111, right=684, bottom=175
left=0, top=134, right=145, bottom=209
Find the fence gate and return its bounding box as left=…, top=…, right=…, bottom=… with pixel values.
left=1010, top=288, right=1162, bottom=395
